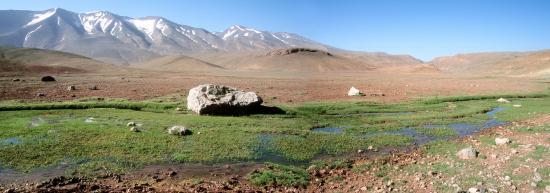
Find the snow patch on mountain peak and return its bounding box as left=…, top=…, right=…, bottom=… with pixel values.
left=24, top=25, right=43, bottom=42
left=155, top=19, right=170, bottom=36
left=222, top=29, right=237, bottom=40
left=25, top=9, right=57, bottom=27
left=230, top=25, right=244, bottom=30
left=246, top=27, right=262, bottom=34
left=271, top=33, right=289, bottom=44
left=79, top=12, right=115, bottom=34
left=129, top=18, right=157, bottom=39
left=221, top=25, right=264, bottom=40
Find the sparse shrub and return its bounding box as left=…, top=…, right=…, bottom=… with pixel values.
left=249, top=163, right=309, bottom=187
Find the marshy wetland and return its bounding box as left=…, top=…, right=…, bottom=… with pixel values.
left=0, top=92, right=548, bottom=182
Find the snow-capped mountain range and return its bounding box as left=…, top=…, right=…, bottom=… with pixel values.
left=0, top=8, right=332, bottom=64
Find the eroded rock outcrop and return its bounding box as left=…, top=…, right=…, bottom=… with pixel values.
left=265, top=48, right=332, bottom=56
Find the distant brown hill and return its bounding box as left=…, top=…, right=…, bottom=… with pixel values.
left=430, top=50, right=550, bottom=77
left=183, top=48, right=425, bottom=73
left=0, top=47, right=118, bottom=75
left=134, top=55, right=224, bottom=72
left=187, top=48, right=374, bottom=72
left=335, top=51, right=424, bottom=67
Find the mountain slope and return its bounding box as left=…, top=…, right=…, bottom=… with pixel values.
left=430, top=50, right=550, bottom=77
left=215, top=25, right=332, bottom=52
left=336, top=51, right=424, bottom=67
left=188, top=48, right=377, bottom=72
left=134, top=55, right=224, bottom=72
left=0, top=46, right=117, bottom=74
left=0, top=8, right=333, bottom=64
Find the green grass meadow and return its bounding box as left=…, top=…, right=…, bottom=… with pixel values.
left=0, top=92, right=548, bottom=177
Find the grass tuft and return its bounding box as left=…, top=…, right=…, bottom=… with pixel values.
left=248, top=163, right=309, bottom=187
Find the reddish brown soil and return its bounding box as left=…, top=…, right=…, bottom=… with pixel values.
left=0, top=70, right=544, bottom=104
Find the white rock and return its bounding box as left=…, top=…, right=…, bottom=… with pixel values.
left=533, top=172, right=542, bottom=182
left=495, top=137, right=511, bottom=145
left=127, top=122, right=137, bottom=127
left=347, top=86, right=363, bottom=96
left=496, top=98, right=510, bottom=103
left=186, top=84, right=263, bottom=115
left=168, top=125, right=190, bottom=136
left=456, top=147, right=478, bottom=159
left=84, top=117, right=95, bottom=123
left=130, top=126, right=140, bottom=132
left=513, top=104, right=522, bottom=108
left=468, top=187, right=479, bottom=193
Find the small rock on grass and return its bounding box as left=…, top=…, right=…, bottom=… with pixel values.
left=367, top=145, right=378, bottom=152
left=168, top=125, right=191, bottom=136
left=496, top=98, right=510, bottom=103
left=130, top=127, right=140, bottom=132
left=533, top=172, right=542, bottom=182
left=127, top=122, right=137, bottom=127
left=85, top=117, right=95, bottom=123
left=495, top=137, right=511, bottom=145
left=468, top=187, right=479, bottom=193
left=456, top=147, right=478, bottom=159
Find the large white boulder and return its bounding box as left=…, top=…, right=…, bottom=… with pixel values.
left=186, top=84, right=263, bottom=115
left=348, top=86, right=363, bottom=96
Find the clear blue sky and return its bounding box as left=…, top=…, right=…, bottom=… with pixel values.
left=3, top=0, right=550, bottom=60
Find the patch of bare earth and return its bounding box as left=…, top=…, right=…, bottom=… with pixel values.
left=0, top=71, right=544, bottom=104
left=308, top=115, right=550, bottom=193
